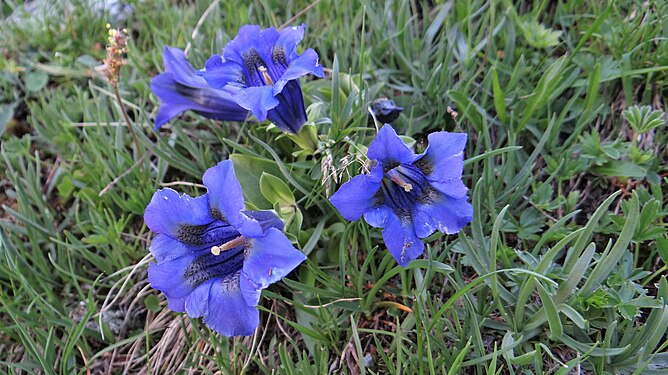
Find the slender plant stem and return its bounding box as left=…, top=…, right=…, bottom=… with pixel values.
left=279, top=0, right=323, bottom=30
left=184, top=0, right=221, bottom=58
left=99, top=150, right=153, bottom=196
left=112, top=84, right=141, bottom=155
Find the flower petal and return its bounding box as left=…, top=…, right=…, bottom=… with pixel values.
left=243, top=227, right=306, bottom=289
left=149, top=233, right=206, bottom=263
left=148, top=257, right=195, bottom=312
left=240, top=275, right=262, bottom=308
left=416, top=195, right=473, bottom=235
left=273, top=49, right=324, bottom=94
left=381, top=212, right=424, bottom=267
left=222, top=25, right=279, bottom=67
left=201, top=54, right=246, bottom=89
left=416, top=132, right=467, bottom=198
left=330, top=165, right=384, bottom=221
left=202, top=161, right=263, bottom=237
left=161, top=46, right=199, bottom=86
left=411, top=208, right=437, bottom=238
left=243, top=210, right=284, bottom=232
left=185, top=279, right=215, bottom=318
left=266, top=80, right=307, bottom=133
left=367, top=125, right=416, bottom=165
left=232, top=86, right=279, bottom=122
left=274, top=24, right=305, bottom=60
left=144, top=188, right=212, bottom=238
left=203, top=273, right=259, bottom=336
left=363, top=205, right=391, bottom=228
left=151, top=72, right=249, bottom=130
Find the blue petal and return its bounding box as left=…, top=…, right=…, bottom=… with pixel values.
left=266, top=80, right=307, bottom=133
left=161, top=46, right=199, bottom=86
left=367, top=125, right=417, bottom=165
left=381, top=212, right=424, bottom=267
left=151, top=48, right=249, bottom=129
left=222, top=25, right=279, bottom=68
left=148, top=233, right=207, bottom=263
left=330, top=165, right=384, bottom=221
left=150, top=72, right=249, bottom=130
left=240, top=275, right=262, bottom=307
left=185, top=279, right=214, bottom=318
left=416, top=195, right=473, bottom=235
left=274, top=24, right=305, bottom=61
left=201, top=54, right=246, bottom=89
left=273, top=49, right=324, bottom=94
left=363, top=205, right=391, bottom=228
left=202, top=161, right=263, bottom=237
left=144, top=188, right=212, bottom=237
left=244, top=210, right=284, bottom=232
left=233, top=86, right=279, bottom=122
left=418, top=132, right=468, bottom=198
left=412, top=208, right=437, bottom=238
left=148, top=257, right=195, bottom=312
left=243, top=227, right=306, bottom=289
left=203, top=273, right=260, bottom=336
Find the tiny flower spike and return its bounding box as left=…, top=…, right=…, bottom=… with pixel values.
left=144, top=160, right=306, bottom=336
left=201, top=24, right=324, bottom=133
left=330, top=125, right=473, bottom=267
left=150, top=46, right=250, bottom=130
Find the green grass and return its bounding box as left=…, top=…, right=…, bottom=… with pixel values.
left=1, top=0, right=667, bottom=373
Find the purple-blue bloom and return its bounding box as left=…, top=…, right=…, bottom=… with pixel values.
left=330, top=125, right=473, bottom=267
left=144, top=160, right=306, bottom=336
left=201, top=24, right=324, bottom=134
left=150, top=46, right=249, bottom=130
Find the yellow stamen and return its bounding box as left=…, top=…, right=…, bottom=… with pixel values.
left=258, top=66, right=274, bottom=85
left=390, top=174, right=413, bottom=192
left=211, top=236, right=246, bottom=256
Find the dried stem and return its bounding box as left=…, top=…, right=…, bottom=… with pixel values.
left=112, top=84, right=141, bottom=154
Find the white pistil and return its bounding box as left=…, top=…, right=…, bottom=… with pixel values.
left=258, top=66, right=274, bottom=86
left=389, top=173, right=413, bottom=192
left=211, top=236, right=246, bottom=256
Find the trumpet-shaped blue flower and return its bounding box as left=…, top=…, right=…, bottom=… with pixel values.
left=150, top=46, right=249, bottom=130
left=330, top=125, right=473, bottom=267
left=201, top=24, right=324, bottom=133
left=144, top=160, right=306, bottom=336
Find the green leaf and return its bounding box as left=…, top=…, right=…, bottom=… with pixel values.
left=57, top=175, right=75, bottom=200
left=25, top=71, right=49, bottom=92
left=230, top=154, right=282, bottom=209
left=592, top=160, right=647, bottom=178
left=581, top=193, right=639, bottom=296
left=0, top=104, right=14, bottom=137
left=144, top=295, right=162, bottom=312
left=657, top=237, right=668, bottom=265
left=260, top=172, right=295, bottom=206
left=518, top=19, right=562, bottom=49
left=618, top=303, right=640, bottom=320
left=492, top=67, right=506, bottom=123
left=537, top=281, right=563, bottom=340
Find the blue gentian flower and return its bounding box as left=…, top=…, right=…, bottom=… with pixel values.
left=144, top=160, right=306, bottom=336
left=150, top=46, right=250, bottom=130
left=330, top=125, right=473, bottom=267
left=201, top=24, right=324, bottom=134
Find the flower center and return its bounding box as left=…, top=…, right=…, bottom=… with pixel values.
left=211, top=236, right=247, bottom=256
left=387, top=169, right=413, bottom=192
